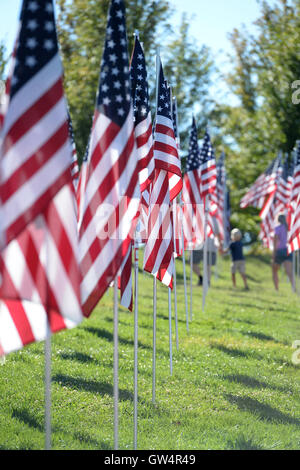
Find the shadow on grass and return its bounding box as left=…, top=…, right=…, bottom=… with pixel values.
left=59, top=351, right=99, bottom=365
left=74, top=431, right=111, bottom=450
left=223, top=374, right=291, bottom=393
left=52, top=374, right=133, bottom=402
left=211, top=343, right=263, bottom=360
left=83, top=326, right=152, bottom=351
left=11, top=408, right=43, bottom=432
left=240, top=331, right=278, bottom=342
left=227, top=435, right=264, bottom=450
left=224, top=394, right=300, bottom=426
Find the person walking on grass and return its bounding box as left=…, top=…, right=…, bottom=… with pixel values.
left=222, top=228, right=249, bottom=290
left=192, top=236, right=218, bottom=286
left=272, top=213, right=295, bottom=292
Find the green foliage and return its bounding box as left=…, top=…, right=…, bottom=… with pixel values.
left=56, top=0, right=214, bottom=162
left=0, top=41, right=8, bottom=81
left=211, top=0, right=300, bottom=235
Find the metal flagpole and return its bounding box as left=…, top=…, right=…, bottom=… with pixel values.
left=173, top=263, right=179, bottom=350
left=152, top=277, right=157, bottom=404
left=152, top=46, right=160, bottom=405
left=44, top=323, right=51, bottom=450
left=202, top=196, right=209, bottom=312
left=113, top=280, right=119, bottom=450
left=181, top=214, right=189, bottom=333
left=190, top=250, right=193, bottom=321
left=292, top=251, right=296, bottom=290
left=168, top=287, right=173, bottom=375
left=44, top=226, right=51, bottom=451
left=172, top=200, right=179, bottom=350
left=133, top=241, right=139, bottom=449
left=294, top=250, right=300, bottom=294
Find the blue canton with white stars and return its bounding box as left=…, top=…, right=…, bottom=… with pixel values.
left=156, top=62, right=172, bottom=120
left=295, top=141, right=300, bottom=165
left=185, top=118, right=200, bottom=172
left=199, top=130, right=215, bottom=165
left=130, top=36, right=150, bottom=125
left=10, top=0, right=58, bottom=98
left=172, top=97, right=178, bottom=139
left=98, top=0, right=131, bottom=127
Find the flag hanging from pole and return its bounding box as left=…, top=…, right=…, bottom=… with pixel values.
left=199, top=129, right=217, bottom=204
left=240, top=156, right=279, bottom=209
left=182, top=117, right=204, bottom=249
left=143, top=59, right=182, bottom=287
left=78, top=0, right=140, bottom=317
left=0, top=1, right=83, bottom=355
left=0, top=0, right=74, bottom=249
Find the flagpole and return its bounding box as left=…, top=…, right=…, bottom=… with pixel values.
left=168, top=287, right=173, bottom=375
left=152, top=46, right=160, bottom=405
left=172, top=200, right=179, bottom=350
left=152, top=277, right=157, bottom=404
left=202, top=196, right=209, bottom=312
left=44, top=322, right=51, bottom=451
left=190, top=250, right=193, bottom=321
left=133, top=241, right=139, bottom=449
left=294, top=250, right=300, bottom=294
left=181, top=204, right=189, bottom=333
left=113, top=280, right=119, bottom=450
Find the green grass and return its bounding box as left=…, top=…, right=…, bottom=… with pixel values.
left=0, top=253, right=300, bottom=450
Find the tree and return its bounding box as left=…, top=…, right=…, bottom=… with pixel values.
left=56, top=0, right=214, bottom=162
left=212, top=0, right=300, bottom=236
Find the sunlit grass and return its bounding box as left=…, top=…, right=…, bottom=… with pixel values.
left=0, top=252, right=299, bottom=450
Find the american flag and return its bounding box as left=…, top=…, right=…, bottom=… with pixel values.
left=288, top=191, right=300, bottom=253
left=182, top=117, right=204, bottom=249
left=78, top=0, right=140, bottom=317
left=240, top=156, right=279, bottom=209
left=130, top=35, right=154, bottom=195
left=0, top=1, right=83, bottom=356
left=143, top=59, right=182, bottom=287
left=0, top=182, right=84, bottom=356
left=276, top=155, right=293, bottom=211
left=199, top=129, right=217, bottom=203
left=153, top=61, right=182, bottom=201
left=259, top=156, right=284, bottom=248
left=0, top=0, right=74, bottom=249
left=214, top=152, right=227, bottom=243
left=117, top=34, right=155, bottom=312
left=288, top=143, right=300, bottom=252
left=287, top=142, right=300, bottom=227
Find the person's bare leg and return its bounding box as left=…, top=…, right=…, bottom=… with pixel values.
left=272, top=263, right=279, bottom=290
left=284, top=261, right=295, bottom=291
left=241, top=273, right=249, bottom=289
left=232, top=273, right=236, bottom=287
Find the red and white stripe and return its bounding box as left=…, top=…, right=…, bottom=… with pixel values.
left=182, top=170, right=205, bottom=248
left=288, top=192, right=300, bottom=252
left=0, top=53, right=73, bottom=249
left=78, top=110, right=140, bottom=317
left=118, top=242, right=133, bottom=311
left=240, top=160, right=278, bottom=209
left=154, top=114, right=182, bottom=201
left=143, top=169, right=174, bottom=288
left=0, top=182, right=83, bottom=356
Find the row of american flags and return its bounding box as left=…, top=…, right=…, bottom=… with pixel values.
left=240, top=145, right=300, bottom=253
left=0, top=0, right=230, bottom=357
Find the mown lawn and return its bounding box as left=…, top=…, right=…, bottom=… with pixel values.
left=0, top=252, right=299, bottom=450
